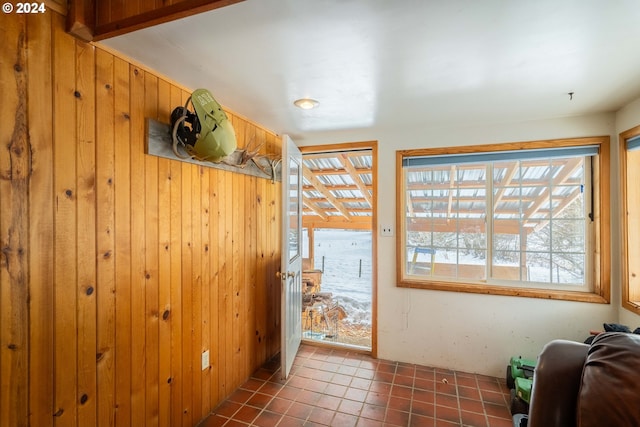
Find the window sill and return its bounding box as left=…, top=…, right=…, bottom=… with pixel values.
left=622, top=300, right=640, bottom=315
left=397, top=279, right=609, bottom=304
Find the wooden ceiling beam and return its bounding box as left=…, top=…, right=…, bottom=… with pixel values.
left=409, top=196, right=535, bottom=204
left=406, top=218, right=519, bottom=234
left=303, top=183, right=372, bottom=192
left=524, top=158, right=582, bottom=219
left=532, top=187, right=582, bottom=232
left=339, top=154, right=373, bottom=206
left=493, top=162, right=519, bottom=207
left=303, top=216, right=372, bottom=231
left=66, top=0, right=243, bottom=42
left=302, top=199, right=329, bottom=221
left=305, top=207, right=371, bottom=215
left=302, top=168, right=352, bottom=220
left=305, top=197, right=369, bottom=204
left=300, top=150, right=373, bottom=221
left=310, top=168, right=372, bottom=176
left=66, top=0, right=95, bottom=42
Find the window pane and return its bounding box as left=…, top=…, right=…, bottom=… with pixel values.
left=525, top=225, right=551, bottom=257
left=405, top=164, right=487, bottom=280
left=493, top=249, right=523, bottom=281
left=526, top=251, right=551, bottom=283
left=551, top=220, right=585, bottom=252
left=489, top=157, right=586, bottom=286
left=399, top=138, right=609, bottom=301
left=552, top=186, right=584, bottom=219
left=552, top=253, right=585, bottom=285
left=288, top=157, right=301, bottom=261
left=403, top=149, right=592, bottom=290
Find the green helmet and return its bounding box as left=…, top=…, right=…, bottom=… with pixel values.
left=170, top=88, right=237, bottom=162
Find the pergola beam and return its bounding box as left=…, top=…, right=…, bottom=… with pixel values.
left=303, top=216, right=371, bottom=230
left=493, top=162, right=519, bottom=207
left=303, top=183, right=372, bottom=192
left=340, top=154, right=373, bottom=206
left=302, top=168, right=352, bottom=220
left=302, top=200, right=329, bottom=221
left=524, top=158, right=582, bottom=219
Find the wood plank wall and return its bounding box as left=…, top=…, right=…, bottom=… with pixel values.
left=0, top=10, right=282, bottom=427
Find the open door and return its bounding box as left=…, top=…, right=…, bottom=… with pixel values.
left=279, top=135, right=303, bottom=379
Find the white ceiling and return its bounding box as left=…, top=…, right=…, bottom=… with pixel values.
left=101, top=0, right=640, bottom=142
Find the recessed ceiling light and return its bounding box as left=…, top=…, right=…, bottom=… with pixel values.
left=293, top=98, right=319, bottom=110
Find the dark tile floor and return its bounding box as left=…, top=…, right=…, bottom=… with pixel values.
left=199, top=344, right=513, bottom=427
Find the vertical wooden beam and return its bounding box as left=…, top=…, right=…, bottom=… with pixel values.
left=0, top=11, right=30, bottom=427
left=53, top=11, right=79, bottom=427
left=231, top=117, right=245, bottom=387
left=168, top=88, right=183, bottom=427
left=308, top=227, right=315, bottom=267
left=156, top=79, right=172, bottom=427
left=217, top=169, right=229, bottom=399
left=248, top=172, right=257, bottom=374
left=232, top=171, right=244, bottom=385
left=224, top=115, right=237, bottom=396
left=75, top=38, right=97, bottom=427
left=245, top=121, right=257, bottom=375
left=27, top=10, right=55, bottom=427
left=269, top=133, right=282, bottom=357
left=157, top=157, right=172, bottom=427
left=254, top=128, right=267, bottom=364
left=180, top=160, right=193, bottom=427
left=129, top=64, right=146, bottom=427
left=113, top=55, right=132, bottom=427
left=95, top=47, right=116, bottom=427
left=144, top=72, right=160, bottom=427
left=190, top=165, right=202, bottom=424
left=200, top=165, right=211, bottom=417
left=208, top=168, right=220, bottom=406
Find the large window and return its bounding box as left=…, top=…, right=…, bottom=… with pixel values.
left=396, top=137, right=610, bottom=302
left=621, top=127, right=640, bottom=313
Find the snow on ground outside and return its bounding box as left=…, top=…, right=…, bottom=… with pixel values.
left=305, top=229, right=373, bottom=326
left=306, top=230, right=584, bottom=328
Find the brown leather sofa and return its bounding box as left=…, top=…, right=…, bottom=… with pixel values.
left=522, top=332, right=640, bottom=427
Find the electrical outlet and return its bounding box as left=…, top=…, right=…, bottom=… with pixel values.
left=381, top=224, right=393, bottom=236
left=201, top=350, right=210, bottom=370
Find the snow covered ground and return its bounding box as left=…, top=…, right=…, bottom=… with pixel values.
left=304, top=229, right=372, bottom=326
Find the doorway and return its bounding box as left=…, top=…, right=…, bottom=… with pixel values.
left=299, top=142, right=377, bottom=355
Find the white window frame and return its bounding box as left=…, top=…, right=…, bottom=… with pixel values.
left=396, top=137, right=610, bottom=303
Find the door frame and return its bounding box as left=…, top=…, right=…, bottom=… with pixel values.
left=299, top=141, right=378, bottom=358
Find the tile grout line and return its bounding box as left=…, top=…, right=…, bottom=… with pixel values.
left=205, top=344, right=512, bottom=427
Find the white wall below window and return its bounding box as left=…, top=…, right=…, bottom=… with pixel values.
left=297, top=110, right=633, bottom=377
